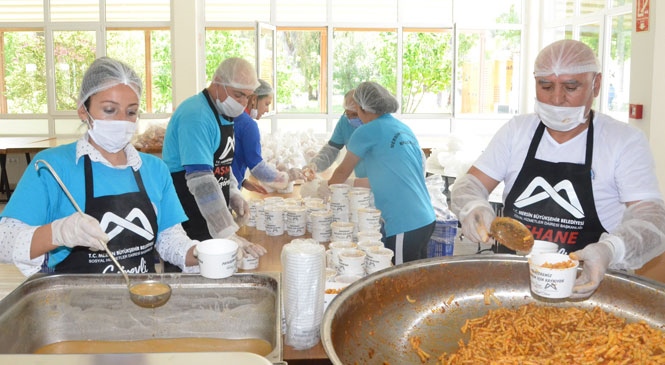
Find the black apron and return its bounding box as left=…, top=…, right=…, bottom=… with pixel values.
left=55, top=156, right=158, bottom=273
left=501, top=111, right=607, bottom=254
left=172, top=89, right=235, bottom=241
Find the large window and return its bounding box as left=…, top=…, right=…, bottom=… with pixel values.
left=3, top=1, right=531, bottom=140
left=0, top=0, right=171, bottom=136
left=542, top=0, right=633, bottom=122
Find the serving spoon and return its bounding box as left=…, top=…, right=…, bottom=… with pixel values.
left=34, top=159, right=171, bottom=308
left=479, top=216, right=535, bottom=252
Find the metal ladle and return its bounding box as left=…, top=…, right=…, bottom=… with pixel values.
left=34, top=159, right=171, bottom=308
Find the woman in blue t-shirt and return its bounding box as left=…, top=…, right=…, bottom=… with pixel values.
left=324, top=81, right=436, bottom=264
left=0, top=57, right=199, bottom=276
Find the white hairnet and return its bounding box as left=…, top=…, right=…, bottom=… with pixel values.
left=78, top=57, right=142, bottom=108
left=342, top=89, right=357, bottom=112
left=534, top=39, right=600, bottom=77
left=213, top=57, right=260, bottom=90
left=254, top=79, right=273, bottom=96
left=353, top=81, right=399, bottom=114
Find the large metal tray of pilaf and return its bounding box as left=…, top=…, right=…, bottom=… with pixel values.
left=321, top=255, right=665, bottom=364
left=0, top=273, right=282, bottom=363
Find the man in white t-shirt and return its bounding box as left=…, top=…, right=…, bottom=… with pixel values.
left=451, top=39, right=665, bottom=299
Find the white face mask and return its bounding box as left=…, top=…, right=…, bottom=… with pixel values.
left=215, top=84, right=246, bottom=117
left=87, top=114, right=137, bottom=153
left=534, top=99, right=587, bottom=132
left=250, top=108, right=258, bottom=119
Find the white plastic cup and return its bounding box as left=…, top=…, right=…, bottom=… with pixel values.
left=337, top=248, right=366, bottom=276
left=239, top=255, right=259, bottom=270
left=195, top=239, right=239, bottom=279
left=328, top=241, right=357, bottom=268
left=357, top=207, right=381, bottom=232
left=524, top=240, right=560, bottom=257
left=357, top=240, right=384, bottom=253
left=247, top=198, right=263, bottom=227
left=255, top=204, right=266, bottom=231
left=348, top=188, right=371, bottom=222
left=286, top=206, right=308, bottom=237
left=311, top=210, right=333, bottom=243
left=529, top=253, right=579, bottom=299
left=357, top=231, right=383, bottom=243
left=330, top=221, right=355, bottom=242
left=365, top=246, right=394, bottom=274
left=306, top=201, right=328, bottom=233
left=264, top=205, right=284, bottom=236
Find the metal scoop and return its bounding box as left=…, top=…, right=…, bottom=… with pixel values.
left=34, top=159, right=171, bottom=308
left=488, top=217, right=535, bottom=252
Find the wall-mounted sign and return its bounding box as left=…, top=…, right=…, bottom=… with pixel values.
left=636, top=0, right=649, bottom=32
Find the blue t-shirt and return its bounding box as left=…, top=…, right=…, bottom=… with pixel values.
left=347, top=114, right=435, bottom=236
left=1, top=142, right=188, bottom=266
left=163, top=91, right=231, bottom=172
left=232, top=111, right=264, bottom=188
left=329, top=115, right=367, bottom=178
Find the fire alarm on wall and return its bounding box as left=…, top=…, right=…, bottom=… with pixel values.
left=629, top=104, right=643, bottom=119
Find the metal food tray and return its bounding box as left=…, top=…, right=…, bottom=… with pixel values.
left=322, top=255, right=665, bottom=364
left=0, top=272, right=282, bottom=363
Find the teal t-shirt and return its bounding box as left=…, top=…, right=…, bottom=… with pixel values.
left=347, top=114, right=435, bottom=236
left=1, top=142, right=188, bottom=266
left=162, top=91, right=231, bottom=172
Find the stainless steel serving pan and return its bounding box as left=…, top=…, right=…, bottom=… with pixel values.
left=322, top=255, right=665, bottom=365
left=0, top=272, right=282, bottom=364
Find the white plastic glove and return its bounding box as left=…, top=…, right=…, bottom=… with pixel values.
left=316, top=180, right=332, bottom=201
left=302, top=164, right=317, bottom=182
left=51, top=213, right=108, bottom=251
left=451, top=173, right=495, bottom=244
left=569, top=241, right=614, bottom=299
left=262, top=171, right=290, bottom=190
left=288, top=167, right=305, bottom=181
left=458, top=201, right=495, bottom=243
left=229, top=234, right=267, bottom=258
left=229, top=189, right=249, bottom=224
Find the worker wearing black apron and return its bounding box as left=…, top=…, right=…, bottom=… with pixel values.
left=171, top=88, right=235, bottom=242
left=500, top=112, right=607, bottom=254
left=55, top=156, right=158, bottom=273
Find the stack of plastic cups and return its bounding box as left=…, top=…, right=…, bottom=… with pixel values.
left=357, top=207, right=381, bottom=233
left=286, top=205, right=308, bottom=237
left=305, top=201, right=328, bottom=234
left=264, top=204, right=285, bottom=236
left=427, top=215, right=458, bottom=257
left=247, top=198, right=262, bottom=227
left=329, top=183, right=351, bottom=223
left=348, top=187, right=371, bottom=238
left=310, top=209, right=333, bottom=243
left=281, top=240, right=326, bottom=350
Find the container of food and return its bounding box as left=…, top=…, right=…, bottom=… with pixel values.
left=0, top=273, right=282, bottom=363
left=321, top=255, right=665, bottom=364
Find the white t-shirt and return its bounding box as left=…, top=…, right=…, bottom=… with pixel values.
left=473, top=112, right=661, bottom=232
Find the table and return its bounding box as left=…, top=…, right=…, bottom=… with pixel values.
left=0, top=137, right=77, bottom=201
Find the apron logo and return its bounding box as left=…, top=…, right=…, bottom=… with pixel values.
left=216, top=135, right=235, bottom=165
left=514, top=176, right=585, bottom=219
left=99, top=208, right=155, bottom=241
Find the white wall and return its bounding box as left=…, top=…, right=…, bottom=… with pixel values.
left=629, top=0, right=665, bottom=194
